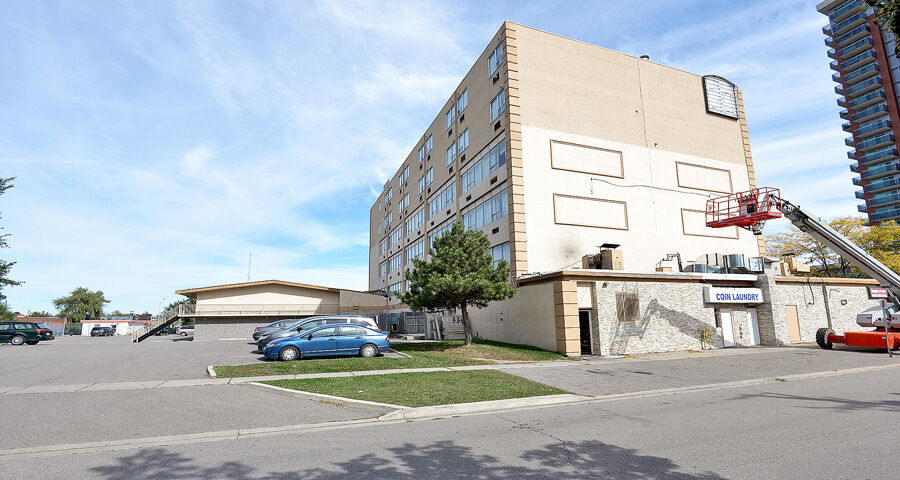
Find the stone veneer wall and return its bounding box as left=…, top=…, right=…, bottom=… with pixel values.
left=588, top=280, right=730, bottom=356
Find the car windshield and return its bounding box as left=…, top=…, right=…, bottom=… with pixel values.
left=36, top=323, right=51, bottom=329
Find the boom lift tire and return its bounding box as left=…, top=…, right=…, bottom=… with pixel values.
left=816, top=328, right=834, bottom=350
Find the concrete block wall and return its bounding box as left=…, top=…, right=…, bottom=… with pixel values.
left=194, top=317, right=286, bottom=341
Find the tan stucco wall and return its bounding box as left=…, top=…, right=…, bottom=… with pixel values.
left=195, top=284, right=339, bottom=306
left=468, top=282, right=558, bottom=352
left=339, top=290, right=388, bottom=311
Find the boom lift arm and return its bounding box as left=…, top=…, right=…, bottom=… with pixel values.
left=706, top=188, right=900, bottom=353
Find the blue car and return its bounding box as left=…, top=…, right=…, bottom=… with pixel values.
left=263, top=323, right=390, bottom=361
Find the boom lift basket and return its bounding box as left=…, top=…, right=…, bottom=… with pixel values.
left=706, top=187, right=783, bottom=234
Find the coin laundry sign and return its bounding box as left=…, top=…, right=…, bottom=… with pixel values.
left=703, top=287, right=764, bottom=304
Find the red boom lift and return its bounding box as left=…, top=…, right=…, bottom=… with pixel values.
left=706, top=187, right=900, bottom=355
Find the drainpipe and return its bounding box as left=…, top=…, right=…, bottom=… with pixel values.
left=822, top=284, right=832, bottom=330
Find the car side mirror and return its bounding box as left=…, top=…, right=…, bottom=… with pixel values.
left=307, top=334, right=313, bottom=341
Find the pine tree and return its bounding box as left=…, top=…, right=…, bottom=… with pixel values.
left=402, top=221, right=517, bottom=346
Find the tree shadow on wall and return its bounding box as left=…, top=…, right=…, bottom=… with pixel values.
left=641, top=299, right=722, bottom=350
left=90, top=439, right=727, bottom=480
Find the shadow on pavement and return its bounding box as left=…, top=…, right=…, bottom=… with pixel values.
left=733, top=391, right=900, bottom=412
left=90, top=439, right=725, bottom=479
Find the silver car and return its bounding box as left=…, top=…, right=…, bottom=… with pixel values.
left=256, top=316, right=379, bottom=351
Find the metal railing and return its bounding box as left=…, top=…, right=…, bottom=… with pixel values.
left=131, top=305, right=184, bottom=342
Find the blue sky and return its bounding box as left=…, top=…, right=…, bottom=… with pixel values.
left=0, top=0, right=854, bottom=314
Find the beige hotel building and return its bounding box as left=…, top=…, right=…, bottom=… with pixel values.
left=369, top=21, right=761, bottom=297
left=358, top=22, right=837, bottom=357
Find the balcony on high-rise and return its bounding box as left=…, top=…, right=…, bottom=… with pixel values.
left=845, top=75, right=881, bottom=97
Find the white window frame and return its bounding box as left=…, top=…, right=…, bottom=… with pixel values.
left=446, top=105, right=456, bottom=129
left=418, top=145, right=425, bottom=163
left=457, top=89, right=468, bottom=113
left=447, top=142, right=456, bottom=165
left=426, top=134, right=433, bottom=153
left=490, top=89, right=506, bottom=122
left=458, top=129, right=469, bottom=154
left=488, top=43, right=503, bottom=76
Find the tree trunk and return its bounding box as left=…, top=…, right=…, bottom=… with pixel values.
left=461, top=303, right=472, bottom=347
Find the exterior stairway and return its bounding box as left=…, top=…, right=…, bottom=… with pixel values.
left=132, top=305, right=184, bottom=342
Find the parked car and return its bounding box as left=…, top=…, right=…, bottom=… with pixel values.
left=90, top=326, right=115, bottom=337
left=154, top=327, right=176, bottom=336
left=263, top=324, right=390, bottom=361
left=0, top=321, right=54, bottom=345
left=256, top=316, right=380, bottom=351
left=252, top=320, right=300, bottom=341
left=176, top=325, right=194, bottom=336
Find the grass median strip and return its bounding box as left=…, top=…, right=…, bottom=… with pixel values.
left=215, top=340, right=566, bottom=378
left=263, top=370, right=569, bottom=408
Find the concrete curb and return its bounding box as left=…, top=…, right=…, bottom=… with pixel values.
left=247, top=381, right=404, bottom=410
left=206, top=365, right=217, bottom=378
left=378, top=394, right=589, bottom=421
left=388, top=348, right=412, bottom=358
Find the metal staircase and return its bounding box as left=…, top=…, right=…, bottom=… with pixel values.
left=132, top=304, right=184, bottom=342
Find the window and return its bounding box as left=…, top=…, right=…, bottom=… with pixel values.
left=379, top=262, right=387, bottom=278
left=389, top=254, right=402, bottom=273
left=418, top=176, right=425, bottom=193
left=428, top=181, right=457, bottom=217
left=461, top=140, right=506, bottom=193
left=446, top=105, right=456, bottom=129
left=447, top=142, right=456, bottom=165
left=426, top=134, right=433, bottom=152
left=406, top=208, right=425, bottom=233
left=398, top=193, right=409, bottom=214
left=310, top=326, right=338, bottom=338
left=378, top=199, right=382, bottom=211
left=389, top=227, right=403, bottom=247
left=458, top=89, right=468, bottom=113
left=426, top=167, right=434, bottom=186
left=386, top=188, right=393, bottom=202
left=616, top=292, right=640, bottom=323
left=377, top=221, right=382, bottom=234
left=339, top=326, right=367, bottom=336
left=462, top=188, right=508, bottom=231
left=458, top=129, right=469, bottom=154
left=0, top=324, right=8, bottom=331
left=429, top=222, right=453, bottom=247
left=488, top=43, right=503, bottom=75
left=298, top=319, right=325, bottom=331
left=490, top=90, right=506, bottom=121
left=389, top=282, right=403, bottom=297
left=399, top=165, right=409, bottom=183
left=385, top=211, right=392, bottom=227
left=406, top=239, right=425, bottom=262
left=490, top=242, right=510, bottom=267
left=418, top=145, right=425, bottom=163
left=379, top=239, right=387, bottom=256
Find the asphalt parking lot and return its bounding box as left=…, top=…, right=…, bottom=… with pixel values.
left=0, top=334, right=256, bottom=387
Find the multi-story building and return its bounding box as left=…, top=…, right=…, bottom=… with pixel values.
left=818, top=0, right=900, bottom=224
left=368, top=22, right=761, bottom=302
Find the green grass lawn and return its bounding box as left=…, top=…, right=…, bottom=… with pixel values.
left=214, top=340, right=566, bottom=378
left=263, top=370, right=569, bottom=407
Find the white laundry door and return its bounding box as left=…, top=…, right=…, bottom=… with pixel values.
left=746, top=308, right=761, bottom=346
left=721, top=309, right=736, bottom=347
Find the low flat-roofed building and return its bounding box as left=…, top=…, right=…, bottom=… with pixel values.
left=174, top=280, right=387, bottom=341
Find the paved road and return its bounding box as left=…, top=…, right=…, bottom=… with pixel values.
left=510, top=345, right=899, bottom=395
left=6, top=366, right=898, bottom=479
left=0, top=335, right=258, bottom=386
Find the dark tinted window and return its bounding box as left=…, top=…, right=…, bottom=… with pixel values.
left=0, top=324, right=10, bottom=331
left=309, top=326, right=338, bottom=338
left=15, top=323, right=32, bottom=330
left=339, top=326, right=367, bottom=336
left=324, top=318, right=345, bottom=324
left=297, top=320, right=325, bottom=331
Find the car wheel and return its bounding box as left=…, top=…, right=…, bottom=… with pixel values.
left=180, top=332, right=187, bottom=336
left=360, top=344, right=378, bottom=358
left=26, top=341, right=39, bottom=345
left=816, top=328, right=834, bottom=350
left=278, top=346, right=300, bottom=361
left=10, top=335, right=25, bottom=346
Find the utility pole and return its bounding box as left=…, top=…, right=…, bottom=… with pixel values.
left=247, top=252, right=252, bottom=282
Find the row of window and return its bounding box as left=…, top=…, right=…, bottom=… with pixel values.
left=447, top=129, right=470, bottom=166
left=461, top=139, right=506, bottom=194
left=417, top=135, right=434, bottom=164
left=389, top=226, right=403, bottom=247
left=462, top=188, right=509, bottom=231
left=379, top=239, right=509, bottom=280
left=398, top=165, right=409, bottom=184
left=428, top=180, right=457, bottom=218
left=397, top=193, right=409, bottom=214
left=418, top=167, right=434, bottom=193
left=445, top=88, right=469, bottom=130
left=406, top=208, right=425, bottom=234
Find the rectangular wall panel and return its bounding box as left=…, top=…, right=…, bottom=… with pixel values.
left=676, top=161, right=733, bottom=193
left=681, top=208, right=738, bottom=239
left=553, top=194, right=628, bottom=230
left=550, top=140, right=624, bottom=178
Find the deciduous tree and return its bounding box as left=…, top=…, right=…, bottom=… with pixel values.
left=402, top=221, right=517, bottom=346
left=53, top=287, right=110, bottom=322
left=0, top=176, right=22, bottom=293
